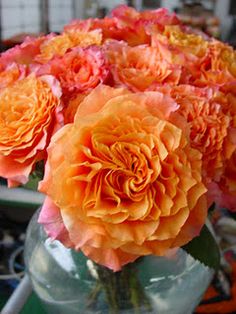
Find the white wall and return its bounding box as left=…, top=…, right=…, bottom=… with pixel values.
left=49, top=0, right=74, bottom=33
left=215, top=0, right=232, bottom=40
left=2, top=0, right=40, bottom=39
left=161, top=0, right=233, bottom=40
left=99, top=0, right=126, bottom=11
left=1, top=0, right=75, bottom=39
left=161, top=0, right=179, bottom=12
left=1, top=0, right=233, bottom=40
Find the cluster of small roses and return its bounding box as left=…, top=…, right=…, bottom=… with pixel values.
left=0, top=6, right=235, bottom=271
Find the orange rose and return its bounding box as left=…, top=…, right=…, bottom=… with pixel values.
left=111, top=5, right=180, bottom=27
left=151, top=25, right=209, bottom=84
left=107, top=6, right=180, bottom=46
left=194, top=40, right=236, bottom=87
left=140, top=8, right=180, bottom=25
left=158, top=85, right=236, bottom=181
left=106, top=43, right=181, bottom=91
left=108, top=22, right=151, bottom=46
left=0, top=75, right=62, bottom=187
left=65, top=29, right=102, bottom=47
left=207, top=150, right=236, bottom=211
left=39, top=85, right=207, bottom=271
left=64, top=17, right=117, bottom=41
left=38, top=46, right=109, bottom=100
left=65, top=16, right=150, bottom=46
left=160, top=25, right=209, bottom=58
left=35, top=30, right=102, bottom=64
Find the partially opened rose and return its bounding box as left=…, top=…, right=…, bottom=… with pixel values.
left=64, top=6, right=179, bottom=48
left=35, top=30, right=102, bottom=64
left=157, top=85, right=236, bottom=182
left=106, top=43, right=181, bottom=91
left=111, top=5, right=180, bottom=28
left=64, top=8, right=151, bottom=46
left=39, top=46, right=108, bottom=100
left=0, top=74, right=62, bottom=187
left=159, top=25, right=209, bottom=58
left=39, top=85, right=207, bottom=271
left=151, top=25, right=209, bottom=85
left=208, top=150, right=236, bottom=211
left=194, top=40, right=236, bottom=87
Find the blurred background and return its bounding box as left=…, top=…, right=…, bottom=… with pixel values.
left=0, top=0, right=235, bottom=51
left=1, top=0, right=236, bottom=313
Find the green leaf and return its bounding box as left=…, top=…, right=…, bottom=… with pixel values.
left=182, top=224, right=220, bottom=271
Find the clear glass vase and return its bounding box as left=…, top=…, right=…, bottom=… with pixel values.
left=24, top=210, right=214, bottom=314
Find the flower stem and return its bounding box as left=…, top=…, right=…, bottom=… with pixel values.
left=94, top=260, right=153, bottom=313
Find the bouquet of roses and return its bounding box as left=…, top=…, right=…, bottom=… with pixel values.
left=0, top=5, right=235, bottom=312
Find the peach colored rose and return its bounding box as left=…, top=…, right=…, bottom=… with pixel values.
left=65, top=29, right=102, bottom=46
left=151, top=25, right=209, bottom=84
left=193, top=40, right=236, bottom=87
left=159, top=25, right=208, bottom=58
left=107, top=6, right=180, bottom=46
left=106, top=43, right=181, bottom=91
left=35, top=30, right=102, bottom=64
left=0, top=74, right=62, bottom=187
left=35, top=34, right=72, bottom=64
left=151, top=35, right=195, bottom=84
left=108, top=21, right=151, bottom=46
left=140, top=8, right=180, bottom=25
left=151, top=28, right=210, bottom=85
left=207, top=150, right=236, bottom=211
left=216, top=150, right=236, bottom=211
left=157, top=85, right=236, bottom=182
left=38, top=46, right=109, bottom=100
left=39, top=85, right=207, bottom=271
left=65, top=16, right=151, bottom=46
left=64, top=17, right=118, bottom=41
left=111, top=5, right=180, bottom=28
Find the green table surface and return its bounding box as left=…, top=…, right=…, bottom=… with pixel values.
left=20, top=293, right=47, bottom=314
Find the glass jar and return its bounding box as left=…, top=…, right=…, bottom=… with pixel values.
left=24, top=210, right=214, bottom=314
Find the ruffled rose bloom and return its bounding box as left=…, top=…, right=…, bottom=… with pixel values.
left=111, top=5, right=180, bottom=28
left=35, top=30, right=102, bottom=64
left=39, top=85, right=207, bottom=271
left=64, top=17, right=117, bottom=41
left=193, top=40, right=236, bottom=87
left=38, top=46, right=108, bottom=100
left=158, top=85, right=236, bottom=182
left=64, top=6, right=179, bottom=47
left=65, top=28, right=102, bottom=46
left=0, top=75, right=62, bottom=187
left=151, top=25, right=209, bottom=84
left=65, top=16, right=150, bottom=46
left=108, top=6, right=180, bottom=46
left=208, top=150, right=236, bottom=211
left=159, top=25, right=208, bottom=58
left=106, top=43, right=181, bottom=91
